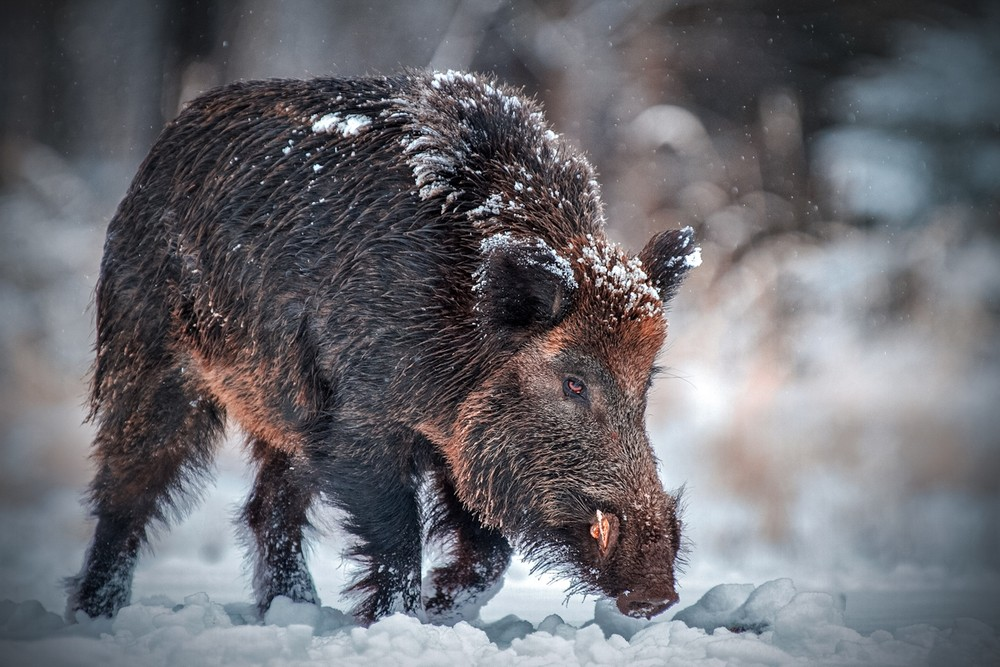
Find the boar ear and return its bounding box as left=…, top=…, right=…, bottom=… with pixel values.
left=475, top=234, right=577, bottom=331
left=638, top=226, right=701, bottom=304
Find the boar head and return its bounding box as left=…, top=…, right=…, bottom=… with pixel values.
left=446, top=227, right=699, bottom=618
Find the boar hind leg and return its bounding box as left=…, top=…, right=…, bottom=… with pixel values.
left=422, top=472, right=512, bottom=624
left=241, top=440, right=319, bottom=615
left=66, top=367, right=225, bottom=620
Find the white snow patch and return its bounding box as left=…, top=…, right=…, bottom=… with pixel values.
left=685, top=245, right=703, bottom=269
left=430, top=70, right=525, bottom=113
left=674, top=225, right=703, bottom=269
left=476, top=232, right=578, bottom=294
left=311, top=113, right=372, bottom=137
left=577, top=235, right=662, bottom=320
left=467, top=193, right=504, bottom=220
left=402, top=132, right=459, bottom=202
left=430, top=70, right=479, bottom=89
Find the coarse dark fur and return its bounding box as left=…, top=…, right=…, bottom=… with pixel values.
left=66, top=70, right=699, bottom=625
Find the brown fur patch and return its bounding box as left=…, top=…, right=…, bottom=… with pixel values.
left=189, top=350, right=305, bottom=455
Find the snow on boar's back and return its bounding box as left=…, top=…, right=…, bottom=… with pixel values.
left=66, top=71, right=701, bottom=625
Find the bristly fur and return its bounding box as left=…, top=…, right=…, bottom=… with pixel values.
left=671, top=484, right=692, bottom=576
left=67, top=70, right=699, bottom=625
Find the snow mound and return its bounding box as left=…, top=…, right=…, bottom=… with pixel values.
left=1, top=580, right=998, bottom=665
left=673, top=578, right=797, bottom=634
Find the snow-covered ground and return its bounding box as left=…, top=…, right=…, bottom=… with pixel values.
left=1, top=585, right=997, bottom=666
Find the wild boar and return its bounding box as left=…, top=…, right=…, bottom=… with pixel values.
left=66, top=70, right=701, bottom=625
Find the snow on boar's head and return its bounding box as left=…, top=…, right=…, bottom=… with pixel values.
left=446, top=225, right=700, bottom=618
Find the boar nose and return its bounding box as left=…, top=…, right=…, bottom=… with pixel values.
left=616, top=589, right=679, bottom=619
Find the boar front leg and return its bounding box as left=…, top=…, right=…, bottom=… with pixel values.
left=318, top=427, right=424, bottom=624
left=422, top=471, right=512, bottom=624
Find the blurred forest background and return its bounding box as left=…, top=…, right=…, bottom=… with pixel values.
left=1, top=0, right=998, bottom=611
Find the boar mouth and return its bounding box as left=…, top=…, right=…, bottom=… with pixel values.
left=615, top=587, right=679, bottom=619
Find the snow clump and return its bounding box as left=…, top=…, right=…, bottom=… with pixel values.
left=577, top=234, right=662, bottom=320
left=311, top=113, right=372, bottom=137
left=475, top=232, right=578, bottom=294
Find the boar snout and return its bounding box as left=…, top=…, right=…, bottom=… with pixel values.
left=616, top=586, right=679, bottom=619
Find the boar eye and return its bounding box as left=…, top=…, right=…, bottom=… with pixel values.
left=563, top=376, right=588, bottom=401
